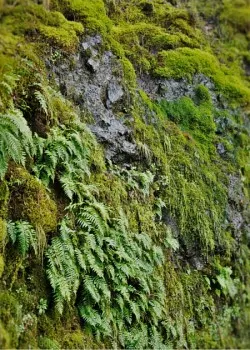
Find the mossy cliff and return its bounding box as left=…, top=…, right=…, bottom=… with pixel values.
left=0, top=0, right=250, bottom=348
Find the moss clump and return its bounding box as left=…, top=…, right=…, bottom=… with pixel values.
left=0, top=292, right=22, bottom=348
left=8, top=167, right=57, bottom=234
left=38, top=12, right=83, bottom=49
left=155, top=48, right=250, bottom=105
left=195, top=84, right=212, bottom=104
left=158, top=96, right=216, bottom=140
left=53, top=0, right=112, bottom=36
left=1, top=3, right=84, bottom=51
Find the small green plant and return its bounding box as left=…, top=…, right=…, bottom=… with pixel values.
left=37, top=298, right=48, bottom=315
left=216, top=266, right=238, bottom=298
left=110, top=165, right=154, bottom=197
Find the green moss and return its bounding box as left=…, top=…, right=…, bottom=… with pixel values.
left=0, top=218, right=6, bottom=250
left=0, top=322, right=10, bottom=350
left=0, top=292, right=22, bottom=348
left=0, top=254, right=4, bottom=277
left=158, top=96, right=216, bottom=139
left=221, top=1, right=250, bottom=34
left=155, top=48, right=250, bottom=105
left=0, top=182, right=9, bottom=219
left=38, top=336, right=60, bottom=349
left=53, top=0, right=112, bottom=36
left=8, top=166, right=57, bottom=233
left=195, top=84, right=212, bottom=104
left=2, top=3, right=83, bottom=51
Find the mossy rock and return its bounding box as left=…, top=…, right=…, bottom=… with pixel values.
left=0, top=292, right=22, bottom=348
left=2, top=3, right=84, bottom=51
left=0, top=254, right=4, bottom=277
left=8, top=167, right=57, bottom=234
left=38, top=336, right=60, bottom=349
left=0, top=181, right=9, bottom=219
left=0, top=322, right=10, bottom=350
left=0, top=218, right=7, bottom=249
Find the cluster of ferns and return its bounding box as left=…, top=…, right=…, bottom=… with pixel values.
left=2, top=77, right=178, bottom=348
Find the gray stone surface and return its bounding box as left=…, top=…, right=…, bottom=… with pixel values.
left=47, top=35, right=138, bottom=163
left=138, top=73, right=218, bottom=104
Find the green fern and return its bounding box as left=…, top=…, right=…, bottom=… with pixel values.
left=0, top=72, right=19, bottom=110
left=0, top=109, right=34, bottom=179
left=46, top=202, right=167, bottom=346
left=33, top=124, right=96, bottom=202
left=7, top=220, right=38, bottom=257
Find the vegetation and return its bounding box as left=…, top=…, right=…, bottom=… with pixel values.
left=0, top=0, right=250, bottom=349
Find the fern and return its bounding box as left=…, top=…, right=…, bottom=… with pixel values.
left=34, top=90, right=48, bottom=116
left=0, top=72, right=19, bottom=110
left=46, top=201, right=167, bottom=346
left=7, top=221, right=38, bottom=257
left=33, top=124, right=96, bottom=202
left=0, top=109, right=34, bottom=179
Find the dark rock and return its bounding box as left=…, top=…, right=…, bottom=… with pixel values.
left=48, top=36, right=138, bottom=163
left=138, top=73, right=217, bottom=104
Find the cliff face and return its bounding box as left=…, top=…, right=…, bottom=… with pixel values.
left=0, top=0, right=250, bottom=348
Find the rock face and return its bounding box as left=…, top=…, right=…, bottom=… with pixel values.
left=47, top=35, right=250, bottom=261
left=48, top=35, right=138, bottom=163
left=138, top=73, right=218, bottom=104
left=226, top=175, right=249, bottom=239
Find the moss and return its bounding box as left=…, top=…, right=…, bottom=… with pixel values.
left=132, top=93, right=229, bottom=255
left=155, top=47, right=250, bottom=105
left=0, top=292, right=22, bottom=348
left=0, top=218, right=6, bottom=251
left=53, top=0, right=112, bottom=36
left=0, top=322, right=10, bottom=350
left=2, top=3, right=84, bottom=51
left=221, top=1, right=250, bottom=34
left=158, top=96, right=216, bottom=139
left=195, top=84, right=212, bottom=105
left=8, top=166, right=57, bottom=234
left=0, top=181, right=9, bottom=219
left=0, top=254, right=4, bottom=277
left=38, top=336, right=60, bottom=349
